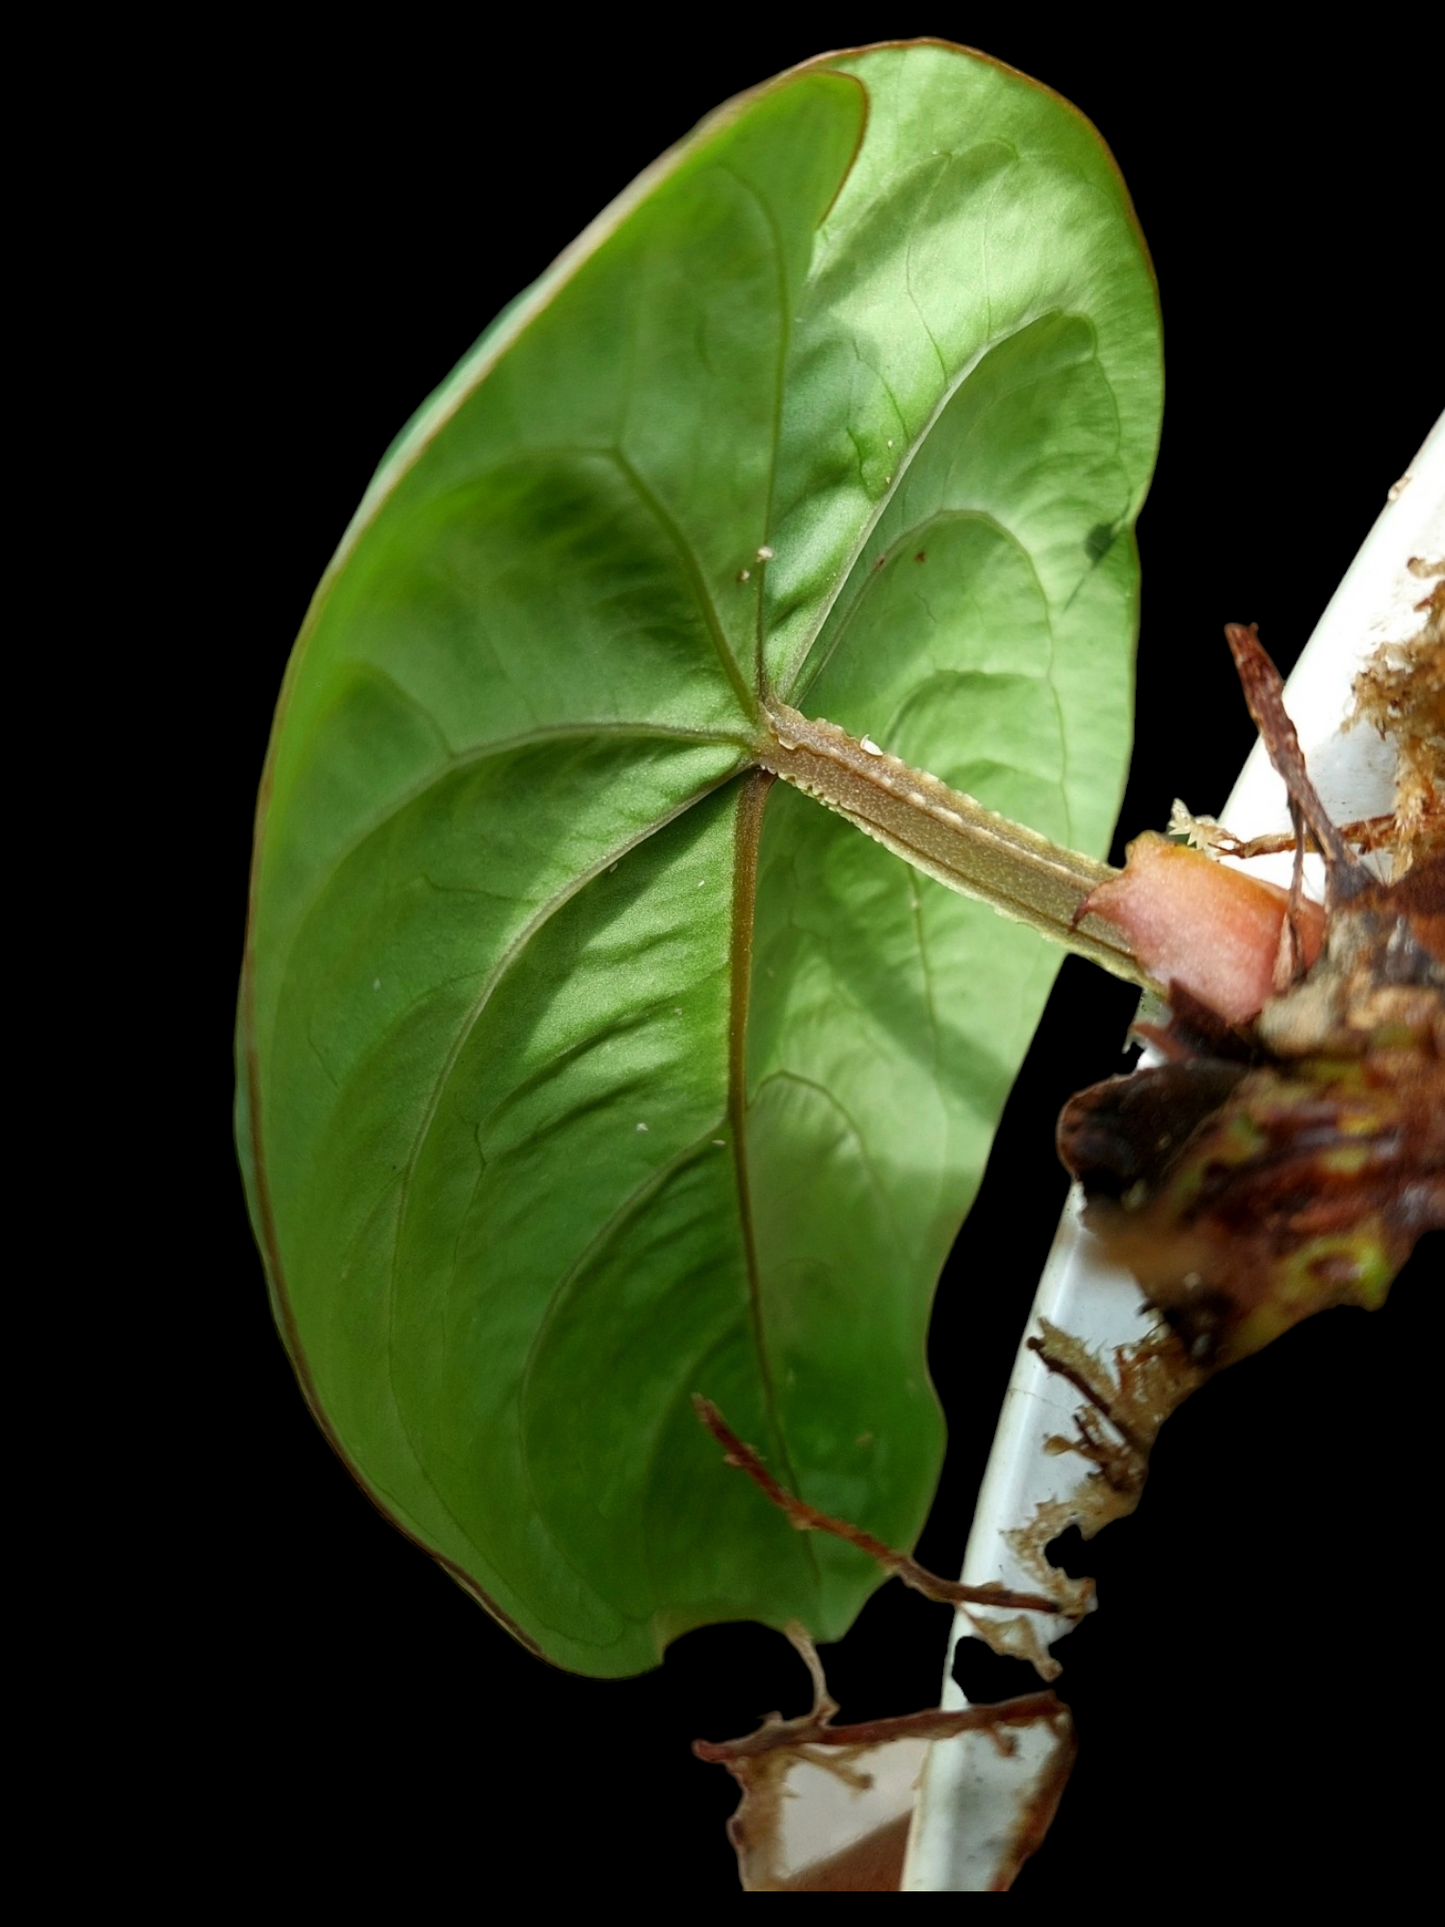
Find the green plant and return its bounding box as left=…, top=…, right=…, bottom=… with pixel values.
left=237, top=41, right=1159, bottom=1676
left=235, top=32, right=1438, bottom=1891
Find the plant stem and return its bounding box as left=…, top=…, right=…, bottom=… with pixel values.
left=760, top=699, right=1152, bottom=990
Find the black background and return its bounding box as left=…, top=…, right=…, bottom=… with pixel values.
left=201, top=18, right=1439, bottom=1896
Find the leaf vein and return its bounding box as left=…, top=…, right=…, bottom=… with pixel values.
left=382, top=771, right=747, bottom=1554
left=606, top=448, right=758, bottom=717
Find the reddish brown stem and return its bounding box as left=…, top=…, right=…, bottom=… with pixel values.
left=692, top=1396, right=1065, bottom=1616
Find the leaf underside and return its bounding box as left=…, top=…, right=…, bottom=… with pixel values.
left=238, top=43, right=1161, bottom=1675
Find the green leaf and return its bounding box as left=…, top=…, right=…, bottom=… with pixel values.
left=237, top=42, right=1161, bottom=1676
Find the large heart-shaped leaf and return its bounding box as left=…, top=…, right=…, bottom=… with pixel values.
left=237, top=42, right=1161, bottom=1676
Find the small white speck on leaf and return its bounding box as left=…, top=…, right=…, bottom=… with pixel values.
left=756, top=544, right=774, bottom=560
left=886, top=439, right=893, bottom=448
left=737, top=567, right=751, bottom=582
left=712, top=1138, right=726, bottom=1147
left=609, top=861, right=619, bottom=872
left=861, top=736, right=882, bottom=755
left=636, top=1122, right=649, bottom=1133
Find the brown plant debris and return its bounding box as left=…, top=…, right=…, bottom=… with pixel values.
left=1349, top=557, right=1444, bottom=875
left=1227, top=623, right=1364, bottom=881
left=1064, top=626, right=1444, bottom=1370
left=693, top=1624, right=1073, bottom=1891
left=1021, top=621, right=1444, bottom=1762
left=695, top=622, right=1442, bottom=1890
left=1168, top=799, right=1400, bottom=863
left=1002, top=1321, right=1204, bottom=1605
left=1030, top=1316, right=1203, bottom=1479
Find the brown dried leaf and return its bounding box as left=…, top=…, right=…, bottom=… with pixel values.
left=694, top=1629, right=1072, bottom=1891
